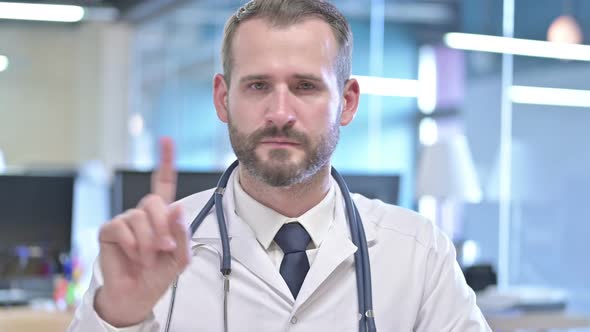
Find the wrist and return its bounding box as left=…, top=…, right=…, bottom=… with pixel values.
left=94, top=287, right=152, bottom=328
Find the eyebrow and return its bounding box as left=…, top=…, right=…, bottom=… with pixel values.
left=238, top=74, right=324, bottom=84
left=239, top=75, right=271, bottom=83
left=293, top=74, right=324, bottom=82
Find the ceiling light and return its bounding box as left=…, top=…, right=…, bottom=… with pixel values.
left=0, top=2, right=85, bottom=22
left=444, top=32, right=590, bottom=62
left=547, top=15, right=583, bottom=44
left=352, top=75, right=418, bottom=97
left=510, top=85, right=590, bottom=108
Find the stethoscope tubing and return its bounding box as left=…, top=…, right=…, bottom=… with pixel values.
left=166, top=161, right=376, bottom=332
left=331, top=168, right=367, bottom=331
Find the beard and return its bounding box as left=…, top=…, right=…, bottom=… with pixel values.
left=228, top=118, right=340, bottom=187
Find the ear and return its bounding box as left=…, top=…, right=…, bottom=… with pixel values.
left=213, top=73, right=229, bottom=123
left=339, top=78, right=360, bottom=126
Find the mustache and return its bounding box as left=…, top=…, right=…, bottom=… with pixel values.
left=249, top=126, right=309, bottom=146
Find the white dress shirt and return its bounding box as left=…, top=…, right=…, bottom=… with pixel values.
left=101, top=173, right=336, bottom=332
left=232, top=171, right=336, bottom=270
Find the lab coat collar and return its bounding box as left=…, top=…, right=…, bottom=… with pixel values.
left=186, top=167, right=377, bottom=242
left=187, top=167, right=379, bottom=307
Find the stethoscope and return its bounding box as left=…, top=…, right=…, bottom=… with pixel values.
left=164, top=160, right=377, bottom=332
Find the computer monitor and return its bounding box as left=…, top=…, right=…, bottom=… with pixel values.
left=111, top=169, right=399, bottom=215
left=111, top=170, right=223, bottom=215
left=340, top=173, right=399, bottom=205
left=0, top=174, right=75, bottom=253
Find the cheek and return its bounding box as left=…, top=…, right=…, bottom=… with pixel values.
left=301, top=107, right=340, bottom=138
left=311, top=100, right=341, bottom=125
left=227, top=100, right=262, bottom=130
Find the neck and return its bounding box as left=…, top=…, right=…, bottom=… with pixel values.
left=238, top=164, right=332, bottom=218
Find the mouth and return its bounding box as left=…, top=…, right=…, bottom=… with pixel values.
left=258, top=138, right=300, bottom=147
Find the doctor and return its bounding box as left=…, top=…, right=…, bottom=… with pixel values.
left=69, top=0, right=491, bottom=331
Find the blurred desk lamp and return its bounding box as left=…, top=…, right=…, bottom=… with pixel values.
left=416, top=135, right=482, bottom=240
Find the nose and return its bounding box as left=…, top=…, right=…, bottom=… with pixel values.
left=264, top=85, right=296, bottom=129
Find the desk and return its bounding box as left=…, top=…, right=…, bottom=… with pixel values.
left=486, top=311, right=590, bottom=332
left=0, top=308, right=74, bottom=332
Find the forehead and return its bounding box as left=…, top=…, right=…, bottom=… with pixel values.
left=230, top=17, right=339, bottom=79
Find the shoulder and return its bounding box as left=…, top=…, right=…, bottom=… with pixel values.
left=172, top=188, right=217, bottom=226
left=176, top=187, right=216, bottom=207
left=352, top=194, right=449, bottom=252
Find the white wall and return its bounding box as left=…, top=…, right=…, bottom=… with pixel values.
left=0, top=21, right=131, bottom=170
left=0, top=21, right=134, bottom=294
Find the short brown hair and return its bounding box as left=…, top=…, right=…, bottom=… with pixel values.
left=221, top=0, right=353, bottom=90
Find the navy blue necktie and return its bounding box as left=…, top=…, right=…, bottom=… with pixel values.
left=274, top=222, right=311, bottom=299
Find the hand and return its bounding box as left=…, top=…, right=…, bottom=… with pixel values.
left=95, top=137, right=191, bottom=327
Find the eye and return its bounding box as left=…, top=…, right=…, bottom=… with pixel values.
left=249, top=82, right=267, bottom=90
left=297, top=82, right=315, bottom=90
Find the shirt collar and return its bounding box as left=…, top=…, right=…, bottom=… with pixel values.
left=233, top=168, right=335, bottom=250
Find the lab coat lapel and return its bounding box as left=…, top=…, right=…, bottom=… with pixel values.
left=293, top=191, right=378, bottom=310
left=191, top=225, right=292, bottom=304
left=293, top=217, right=357, bottom=310
left=190, top=172, right=293, bottom=303
left=227, top=214, right=294, bottom=302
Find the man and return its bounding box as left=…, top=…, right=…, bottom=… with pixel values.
left=69, top=0, right=491, bottom=331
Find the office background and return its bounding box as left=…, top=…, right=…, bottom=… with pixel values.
left=1, top=0, right=590, bottom=329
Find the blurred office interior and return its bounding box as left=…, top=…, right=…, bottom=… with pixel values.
left=1, top=0, right=590, bottom=330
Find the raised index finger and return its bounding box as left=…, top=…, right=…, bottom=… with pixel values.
left=151, top=137, right=177, bottom=204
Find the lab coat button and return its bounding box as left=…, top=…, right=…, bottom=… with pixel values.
left=290, top=316, right=298, bottom=324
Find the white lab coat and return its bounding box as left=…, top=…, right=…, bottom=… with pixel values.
left=68, top=171, right=491, bottom=332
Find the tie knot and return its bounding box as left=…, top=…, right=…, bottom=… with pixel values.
left=274, top=222, right=311, bottom=254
